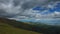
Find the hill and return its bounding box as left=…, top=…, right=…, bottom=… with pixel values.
left=0, top=17, right=60, bottom=34
left=0, top=18, right=40, bottom=34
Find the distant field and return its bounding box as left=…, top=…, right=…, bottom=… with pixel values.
left=0, top=22, right=40, bottom=34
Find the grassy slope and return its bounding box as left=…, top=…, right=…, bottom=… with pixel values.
left=0, top=22, right=40, bottom=34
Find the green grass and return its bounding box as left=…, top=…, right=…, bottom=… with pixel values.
left=0, top=22, right=40, bottom=34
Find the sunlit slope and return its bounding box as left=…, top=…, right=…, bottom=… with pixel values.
left=0, top=22, right=40, bottom=34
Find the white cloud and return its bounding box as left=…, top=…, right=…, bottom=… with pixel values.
left=0, top=0, right=60, bottom=20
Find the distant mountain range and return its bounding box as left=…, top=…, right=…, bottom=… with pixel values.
left=0, top=17, right=60, bottom=34
left=19, top=19, right=60, bottom=25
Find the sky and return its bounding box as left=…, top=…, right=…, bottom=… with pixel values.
left=0, top=0, right=60, bottom=25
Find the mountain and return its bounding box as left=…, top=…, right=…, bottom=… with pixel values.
left=0, top=17, right=40, bottom=34
left=0, top=17, right=60, bottom=34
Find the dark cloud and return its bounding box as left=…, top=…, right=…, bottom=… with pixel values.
left=13, top=0, right=21, bottom=6
left=52, top=0, right=60, bottom=2
left=0, top=0, right=10, bottom=4
left=0, top=9, right=15, bottom=18
left=21, top=0, right=48, bottom=10
left=0, top=9, right=7, bottom=16
left=21, top=0, right=60, bottom=10
left=0, top=0, right=60, bottom=18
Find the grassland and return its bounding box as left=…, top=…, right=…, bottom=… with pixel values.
left=0, top=18, right=60, bottom=34
left=0, top=22, right=40, bottom=34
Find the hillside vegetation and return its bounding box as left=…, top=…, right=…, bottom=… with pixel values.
left=0, top=17, right=60, bottom=34
left=0, top=18, right=41, bottom=34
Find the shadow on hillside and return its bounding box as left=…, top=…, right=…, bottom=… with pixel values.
left=0, top=18, right=60, bottom=34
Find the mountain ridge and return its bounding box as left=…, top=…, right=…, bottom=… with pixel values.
left=0, top=17, right=40, bottom=34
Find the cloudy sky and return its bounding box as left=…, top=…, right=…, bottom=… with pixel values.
left=0, top=0, right=60, bottom=25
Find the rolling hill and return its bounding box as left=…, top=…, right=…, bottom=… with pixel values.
left=0, top=17, right=40, bottom=34
left=0, top=17, right=60, bottom=34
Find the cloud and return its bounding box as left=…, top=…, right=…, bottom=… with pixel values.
left=21, top=0, right=48, bottom=10
left=0, top=0, right=60, bottom=20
